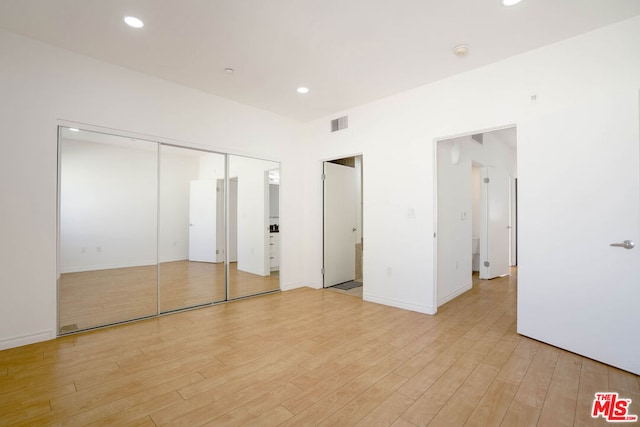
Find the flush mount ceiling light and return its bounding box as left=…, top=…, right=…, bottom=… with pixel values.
left=224, top=68, right=234, bottom=74
left=502, top=0, right=523, bottom=5
left=124, top=16, right=144, bottom=28
left=297, top=87, right=309, bottom=94
left=452, top=44, right=469, bottom=57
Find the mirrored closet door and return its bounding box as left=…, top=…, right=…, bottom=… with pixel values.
left=58, top=128, right=159, bottom=332
left=58, top=127, right=281, bottom=334
left=228, top=155, right=280, bottom=299
left=159, top=145, right=227, bottom=312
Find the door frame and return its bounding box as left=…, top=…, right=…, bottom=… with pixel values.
left=321, top=153, right=364, bottom=289
left=433, top=124, right=517, bottom=311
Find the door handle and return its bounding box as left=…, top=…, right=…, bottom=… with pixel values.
left=352, top=227, right=357, bottom=232
left=610, top=240, right=635, bottom=249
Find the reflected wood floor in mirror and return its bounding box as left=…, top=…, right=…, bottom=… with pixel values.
left=161, top=261, right=280, bottom=310
left=59, top=262, right=279, bottom=332
left=58, top=266, right=158, bottom=332
left=6, top=268, right=639, bottom=425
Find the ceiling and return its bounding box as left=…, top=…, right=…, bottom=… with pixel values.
left=1, top=1, right=639, bottom=122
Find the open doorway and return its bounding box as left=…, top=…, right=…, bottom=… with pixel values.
left=435, top=127, right=517, bottom=307
left=323, top=155, right=364, bottom=297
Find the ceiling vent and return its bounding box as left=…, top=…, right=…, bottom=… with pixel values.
left=331, top=116, right=349, bottom=132
left=472, top=133, right=484, bottom=144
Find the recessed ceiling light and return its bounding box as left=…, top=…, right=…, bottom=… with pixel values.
left=124, top=16, right=144, bottom=28
left=452, top=44, right=469, bottom=57
left=502, top=0, right=523, bottom=6
left=297, top=87, right=309, bottom=94
left=69, top=128, right=79, bottom=132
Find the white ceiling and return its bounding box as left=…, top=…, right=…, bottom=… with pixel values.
left=1, top=0, right=639, bottom=122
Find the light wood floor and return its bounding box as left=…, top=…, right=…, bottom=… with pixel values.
left=59, top=261, right=279, bottom=332
left=3, top=269, right=639, bottom=426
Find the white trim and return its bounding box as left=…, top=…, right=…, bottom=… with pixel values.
left=432, top=136, right=439, bottom=313
left=56, top=119, right=281, bottom=163
left=60, top=260, right=158, bottom=274
left=437, top=283, right=472, bottom=306
left=363, top=293, right=436, bottom=315
left=279, top=281, right=309, bottom=291
left=0, top=330, right=54, bottom=351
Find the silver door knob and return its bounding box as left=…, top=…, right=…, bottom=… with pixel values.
left=610, top=240, right=635, bottom=249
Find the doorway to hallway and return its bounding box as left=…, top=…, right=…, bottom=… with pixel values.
left=435, top=127, right=517, bottom=308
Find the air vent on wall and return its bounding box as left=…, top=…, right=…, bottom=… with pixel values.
left=331, top=116, right=349, bottom=132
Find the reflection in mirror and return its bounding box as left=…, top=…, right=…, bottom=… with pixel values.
left=228, top=155, right=280, bottom=299
left=58, top=127, right=158, bottom=332
left=159, top=146, right=226, bottom=311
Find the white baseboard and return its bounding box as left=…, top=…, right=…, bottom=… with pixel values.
left=61, top=260, right=158, bottom=273
left=363, top=293, right=436, bottom=315
left=0, top=330, right=54, bottom=351
left=437, top=284, right=472, bottom=307
left=279, top=281, right=308, bottom=291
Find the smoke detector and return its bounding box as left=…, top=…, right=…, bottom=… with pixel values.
left=453, top=44, right=469, bottom=57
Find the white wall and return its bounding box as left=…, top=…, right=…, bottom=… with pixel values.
left=198, top=154, right=226, bottom=181
left=196, top=152, right=226, bottom=262
left=60, top=138, right=158, bottom=272
left=159, top=147, right=202, bottom=263
left=229, top=156, right=279, bottom=276
left=436, top=140, right=473, bottom=305
left=2, top=15, right=640, bottom=351
left=0, top=29, right=304, bottom=350
left=303, top=16, right=640, bottom=315
left=269, top=184, right=280, bottom=227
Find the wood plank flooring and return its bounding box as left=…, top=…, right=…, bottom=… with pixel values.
left=2, top=269, right=639, bottom=426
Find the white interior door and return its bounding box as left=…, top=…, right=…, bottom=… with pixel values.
left=480, top=167, right=511, bottom=279
left=188, top=180, right=217, bottom=262
left=323, top=162, right=356, bottom=287
left=518, top=90, right=640, bottom=375
left=228, top=178, right=238, bottom=263
left=215, top=179, right=224, bottom=263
